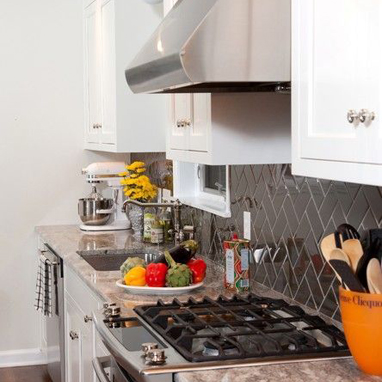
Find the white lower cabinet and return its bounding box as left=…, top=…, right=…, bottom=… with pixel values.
left=64, top=265, right=108, bottom=382
left=65, top=294, right=94, bottom=382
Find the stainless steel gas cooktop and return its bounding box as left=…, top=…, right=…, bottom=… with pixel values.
left=93, top=294, right=351, bottom=382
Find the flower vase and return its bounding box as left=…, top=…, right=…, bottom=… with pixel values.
left=128, top=204, right=144, bottom=238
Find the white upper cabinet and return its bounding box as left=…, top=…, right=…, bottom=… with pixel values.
left=84, top=2, right=101, bottom=145
left=164, top=0, right=291, bottom=166
left=292, top=0, right=382, bottom=185
left=169, top=93, right=210, bottom=153
left=84, top=0, right=166, bottom=153
left=168, top=93, right=291, bottom=165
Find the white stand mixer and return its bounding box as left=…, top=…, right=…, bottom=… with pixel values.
left=79, top=162, right=131, bottom=232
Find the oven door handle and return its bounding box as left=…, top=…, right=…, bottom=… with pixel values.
left=92, top=356, right=112, bottom=382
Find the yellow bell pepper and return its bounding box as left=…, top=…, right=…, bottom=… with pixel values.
left=124, top=266, right=146, bottom=286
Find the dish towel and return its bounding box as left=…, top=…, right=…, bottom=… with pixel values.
left=34, top=253, right=53, bottom=317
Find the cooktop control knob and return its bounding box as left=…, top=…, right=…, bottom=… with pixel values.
left=145, top=349, right=167, bottom=365
left=103, top=303, right=121, bottom=318
left=110, top=306, right=121, bottom=317
left=141, top=342, right=158, bottom=356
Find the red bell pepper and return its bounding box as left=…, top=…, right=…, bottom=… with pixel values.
left=145, top=263, right=168, bottom=287
left=187, top=258, right=207, bottom=283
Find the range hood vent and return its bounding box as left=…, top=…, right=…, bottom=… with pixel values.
left=125, top=0, right=291, bottom=94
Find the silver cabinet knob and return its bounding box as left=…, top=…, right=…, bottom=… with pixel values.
left=69, top=331, right=79, bottom=340
left=347, top=110, right=359, bottom=124
left=359, top=109, right=376, bottom=124
left=176, top=119, right=185, bottom=128
left=84, top=315, right=92, bottom=323
left=176, top=119, right=191, bottom=128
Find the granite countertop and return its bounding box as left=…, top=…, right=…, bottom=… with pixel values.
left=35, top=225, right=231, bottom=316
left=35, top=225, right=382, bottom=382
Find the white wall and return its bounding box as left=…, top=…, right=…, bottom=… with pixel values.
left=0, top=0, right=128, bottom=358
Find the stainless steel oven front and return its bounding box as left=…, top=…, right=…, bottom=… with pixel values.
left=93, top=356, right=132, bottom=382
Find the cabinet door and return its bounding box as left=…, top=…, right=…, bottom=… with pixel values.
left=84, top=1, right=102, bottom=144
left=294, top=0, right=382, bottom=165
left=65, top=298, right=82, bottom=382
left=99, top=0, right=117, bottom=145
left=189, top=94, right=209, bottom=152
left=360, top=1, right=382, bottom=164
left=169, top=94, right=191, bottom=150
left=65, top=296, right=95, bottom=382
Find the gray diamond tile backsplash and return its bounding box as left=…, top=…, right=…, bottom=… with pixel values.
left=182, top=164, right=382, bottom=321
left=133, top=154, right=382, bottom=320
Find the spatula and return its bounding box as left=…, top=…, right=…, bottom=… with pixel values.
left=355, top=237, right=381, bottom=292
left=337, top=223, right=360, bottom=241
left=369, top=229, right=382, bottom=263
left=329, top=249, right=351, bottom=286
left=367, top=258, right=382, bottom=294
left=342, top=239, right=363, bottom=273
left=329, top=259, right=364, bottom=292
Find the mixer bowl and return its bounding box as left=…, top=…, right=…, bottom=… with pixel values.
left=78, top=198, right=113, bottom=226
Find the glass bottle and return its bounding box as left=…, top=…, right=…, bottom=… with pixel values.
left=159, top=207, right=173, bottom=243
left=150, top=218, right=164, bottom=244
left=143, top=207, right=156, bottom=243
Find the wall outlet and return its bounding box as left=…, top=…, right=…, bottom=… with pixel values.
left=162, top=188, right=172, bottom=202
left=243, top=211, right=251, bottom=240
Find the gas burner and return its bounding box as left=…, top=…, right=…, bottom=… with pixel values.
left=135, top=293, right=349, bottom=363
left=202, top=339, right=239, bottom=357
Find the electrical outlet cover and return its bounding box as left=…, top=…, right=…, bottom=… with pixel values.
left=243, top=211, right=251, bottom=240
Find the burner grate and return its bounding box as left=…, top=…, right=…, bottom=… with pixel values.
left=134, top=294, right=349, bottom=363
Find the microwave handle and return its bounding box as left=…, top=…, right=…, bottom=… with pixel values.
left=92, top=356, right=112, bottom=382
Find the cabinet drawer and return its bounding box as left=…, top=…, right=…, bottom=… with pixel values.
left=64, top=265, right=103, bottom=318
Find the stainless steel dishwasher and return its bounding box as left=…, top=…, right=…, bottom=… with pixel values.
left=42, top=244, right=65, bottom=382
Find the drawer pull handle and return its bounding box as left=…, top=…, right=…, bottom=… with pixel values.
left=69, top=331, right=79, bottom=340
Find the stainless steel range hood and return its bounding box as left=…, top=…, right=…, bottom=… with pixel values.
left=125, top=0, right=291, bottom=94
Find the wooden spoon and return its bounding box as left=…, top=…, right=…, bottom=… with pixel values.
left=342, top=239, right=363, bottom=273
left=367, top=258, right=382, bottom=294
left=330, top=248, right=351, bottom=264
left=321, top=233, right=342, bottom=264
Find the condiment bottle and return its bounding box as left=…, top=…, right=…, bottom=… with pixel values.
left=151, top=218, right=164, bottom=244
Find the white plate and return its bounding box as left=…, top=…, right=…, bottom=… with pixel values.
left=116, top=279, right=204, bottom=295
